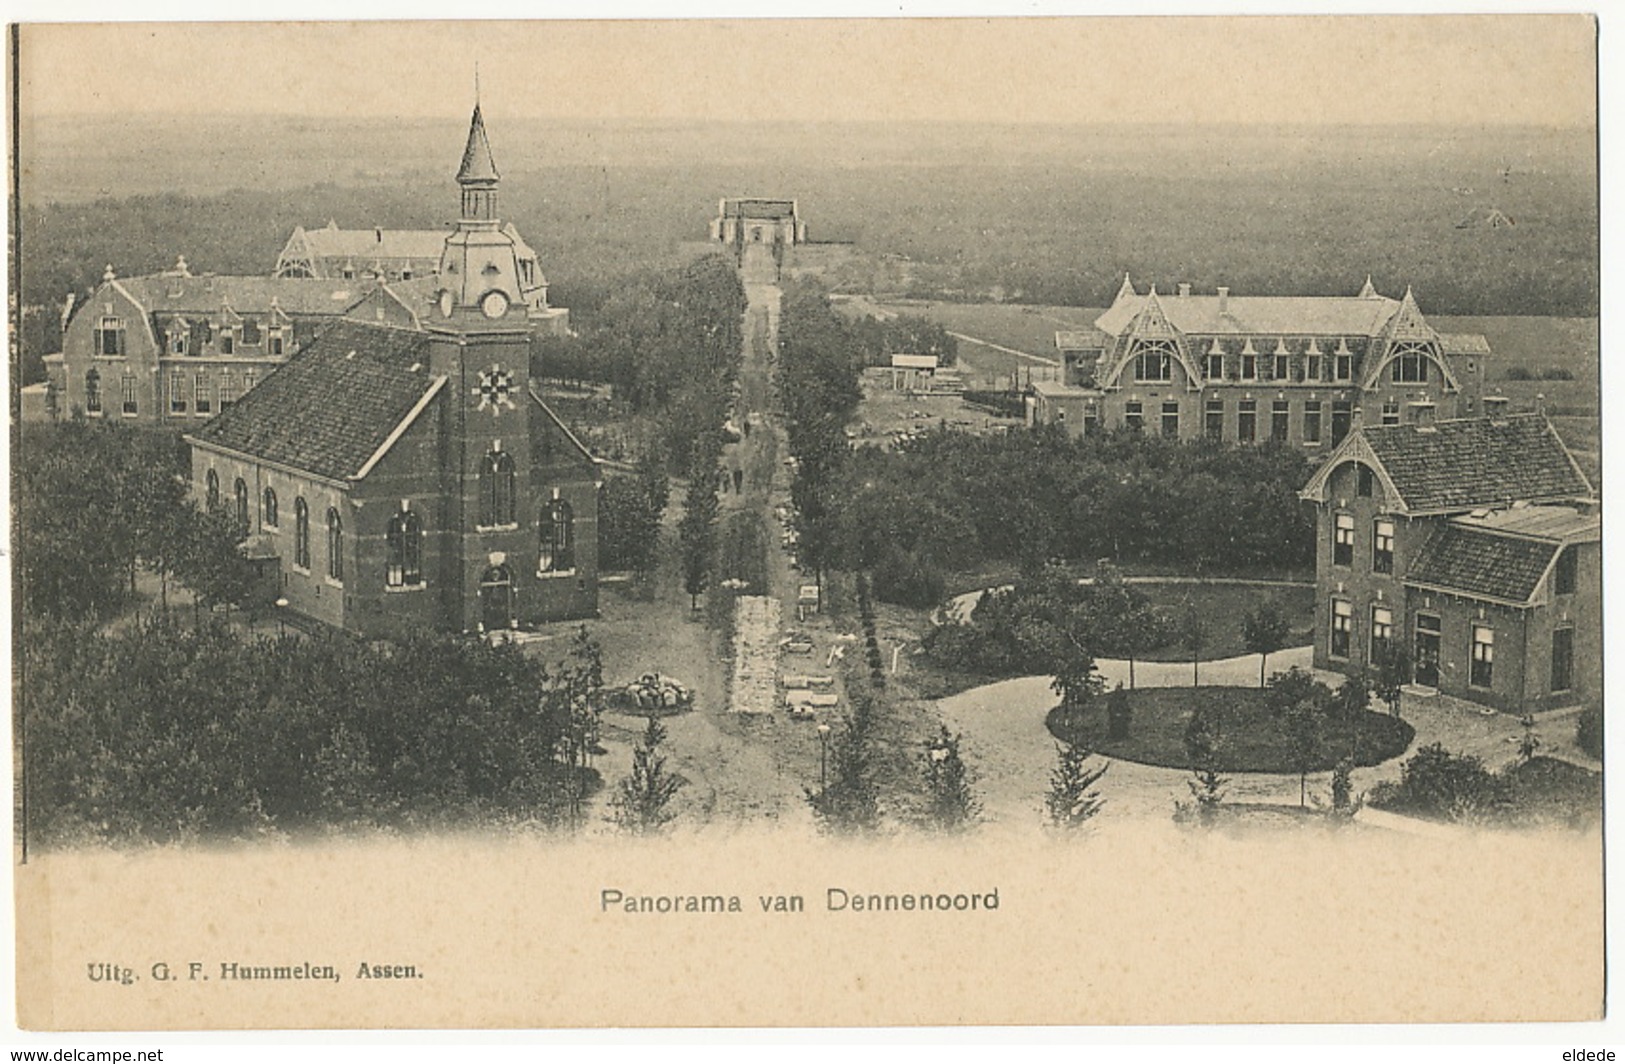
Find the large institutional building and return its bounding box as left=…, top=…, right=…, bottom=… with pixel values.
left=1299, top=406, right=1598, bottom=714
left=1034, top=276, right=1490, bottom=450
left=47, top=105, right=601, bottom=637
left=41, top=115, right=566, bottom=429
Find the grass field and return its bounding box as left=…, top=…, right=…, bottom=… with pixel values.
left=1047, top=687, right=1416, bottom=773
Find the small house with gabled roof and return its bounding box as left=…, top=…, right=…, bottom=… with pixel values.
left=1298, top=408, right=1598, bottom=713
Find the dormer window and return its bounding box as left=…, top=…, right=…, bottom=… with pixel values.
left=95, top=316, right=126, bottom=357
left=1390, top=343, right=1431, bottom=383
left=1132, top=341, right=1174, bottom=383
left=268, top=328, right=286, bottom=357
left=170, top=332, right=188, bottom=356
left=241, top=318, right=261, bottom=346
left=220, top=330, right=235, bottom=356
left=1204, top=345, right=1224, bottom=381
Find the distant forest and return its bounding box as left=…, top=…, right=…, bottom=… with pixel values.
left=16, top=117, right=1598, bottom=383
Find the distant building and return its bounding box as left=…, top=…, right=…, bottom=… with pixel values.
left=1298, top=407, right=1598, bottom=714
left=1037, top=276, right=1490, bottom=450
left=709, top=198, right=806, bottom=250
left=889, top=353, right=939, bottom=392
left=184, top=105, right=599, bottom=638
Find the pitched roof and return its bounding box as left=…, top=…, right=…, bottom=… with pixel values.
left=1094, top=292, right=1402, bottom=338
left=115, top=275, right=369, bottom=317
left=295, top=226, right=450, bottom=262
left=1358, top=414, right=1592, bottom=513
left=188, top=320, right=441, bottom=482
left=1406, top=524, right=1561, bottom=605
left=1438, top=332, right=1493, bottom=356
left=721, top=198, right=797, bottom=219
left=1054, top=327, right=1111, bottom=350
left=457, top=103, right=500, bottom=184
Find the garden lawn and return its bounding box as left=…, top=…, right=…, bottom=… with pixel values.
left=1134, top=583, right=1314, bottom=663
left=1048, top=686, right=1415, bottom=773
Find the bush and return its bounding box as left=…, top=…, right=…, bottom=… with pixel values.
left=1374, top=742, right=1507, bottom=821
left=1540, top=366, right=1576, bottom=381
left=871, top=547, right=946, bottom=609
left=1576, top=705, right=1603, bottom=760
left=1503, top=365, right=1536, bottom=381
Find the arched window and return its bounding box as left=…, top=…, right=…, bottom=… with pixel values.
left=538, top=497, right=575, bottom=573
left=479, top=450, right=516, bottom=527
left=387, top=510, right=423, bottom=588
left=1131, top=339, right=1176, bottom=383
left=205, top=469, right=220, bottom=512
left=1389, top=341, right=1434, bottom=383
left=326, top=507, right=344, bottom=582
left=294, top=497, right=310, bottom=569
left=84, top=369, right=102, bottom=415
left=263, top=487, right=279, bottom=529
left=233, top=477, right=250, bottom=536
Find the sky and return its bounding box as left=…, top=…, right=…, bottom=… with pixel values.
left=14, top=12, right=1598, bottom=128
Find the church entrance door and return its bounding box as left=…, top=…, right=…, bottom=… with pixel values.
left=480, top=564, right=514, bottom=631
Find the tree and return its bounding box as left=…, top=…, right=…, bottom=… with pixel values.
left=1333, top=673, right=1371, bottom=721
left=1106, top=683, right=1132, bottom=740
left=1327, top=757, right=1362, bottom=825
left=1181, top=705, right=1227, bottom=825
left=1045, top=741, right=1109, bottom=829
left=173, top=505, right=258, bottom=620
left=677, top=457, right=719, bottom=611
left=806, top=716, right=880, bottom=834
left=1086, top=563, right=1168, bottom=689
left=611, top=716, right=686, bottom=834
left=920, top=726, right=980, bottom=832
left=1240, top=600, right=1292, bottom=688
left=1284, top=699, right=1324, bottom=808
left=1178, top=603, right=1208, bottom=686
left=1369, top=641, right=1411, bottom=717
left=1517, top=714, right=1541, bottom=765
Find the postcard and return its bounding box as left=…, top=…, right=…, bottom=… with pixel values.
left=8, top=14, right=1603, bottom=1030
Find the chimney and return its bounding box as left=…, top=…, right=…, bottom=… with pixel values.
left=1178, top=282, right=1192, bottom=298
left=375, top=227, right=383, bottom=243
left=1217, top=286, right=1230, bottom=314
left=1535, top=392, right=1547, bottom=415
left=1484, top=395, right=1510, bottom=422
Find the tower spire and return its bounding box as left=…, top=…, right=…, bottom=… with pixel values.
left=457, top=98, right=500, bottom=221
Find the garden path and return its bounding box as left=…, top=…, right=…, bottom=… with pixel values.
left=933, top=645, right=1531, bottom=831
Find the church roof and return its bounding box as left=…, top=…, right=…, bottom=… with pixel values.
left=188, top=320, right=442, bottom=483
left=1095, top=291, right=1403, bottom=338
left=457, top=103, right=500, bottom=184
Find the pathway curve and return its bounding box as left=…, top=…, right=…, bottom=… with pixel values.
left=934, top=645, right=1530, bottom=830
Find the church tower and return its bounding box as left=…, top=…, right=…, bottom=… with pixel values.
left=428, top=102, right=543, bottom=632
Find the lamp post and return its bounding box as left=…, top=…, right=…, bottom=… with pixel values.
left=816, top=723, right=831, bottom=793
left=274, top=597, right=289, bottom=637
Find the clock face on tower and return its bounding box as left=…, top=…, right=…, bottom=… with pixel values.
left=480, top=290, right=510, bottom=319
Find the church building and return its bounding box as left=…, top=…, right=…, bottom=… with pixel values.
left=185, top=105, right=600, bottom=637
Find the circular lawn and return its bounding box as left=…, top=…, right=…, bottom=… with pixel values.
left=1047, top=686, right=1414, bottom=773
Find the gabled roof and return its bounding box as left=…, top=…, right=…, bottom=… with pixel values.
left=293, top=226, right=451, bottom=263
left=1405, top=524, right=1561, bottom=605
left=457, top=103, right=500, bottom=184
left=112, top=275, right=369, bottom=317
left=188, top=320, right=441, bottom=483
left=1095, top=292, right=1402, bottom=339
left=1300, top=413, right=1593, bottom=514
left=1054, top=327, right=1111, bottom=351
